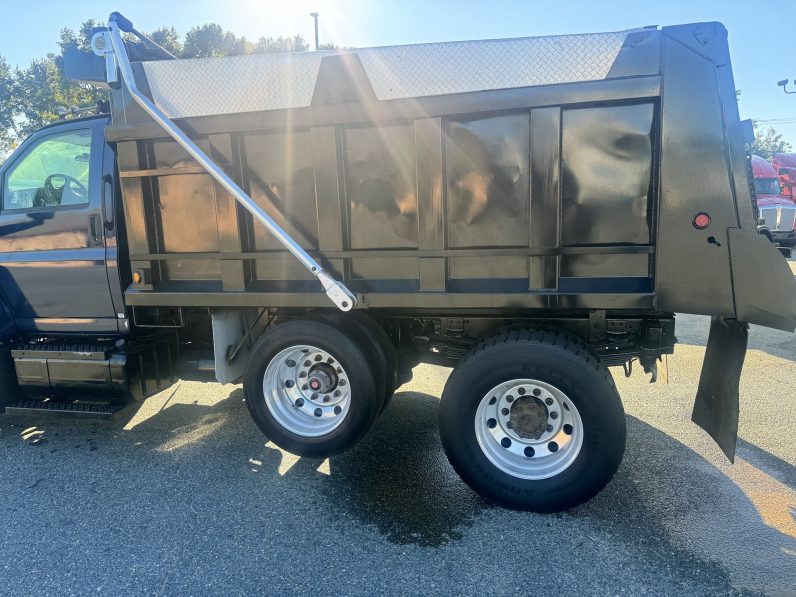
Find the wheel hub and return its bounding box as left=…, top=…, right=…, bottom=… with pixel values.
left=509, top=396, right=548, bottom=440
left=262, top=345, right=351, bottom=437
left=308, top=364, right=337, bottom=393
left=474, top=379, right=584, bottom=480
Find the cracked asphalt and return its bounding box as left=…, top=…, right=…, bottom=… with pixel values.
left=1, top=306, right=794, bottom=594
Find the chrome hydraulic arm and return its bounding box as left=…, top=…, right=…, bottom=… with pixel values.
left=93, top=16, right=356, bottom=311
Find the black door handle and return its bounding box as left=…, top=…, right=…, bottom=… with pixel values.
left=102, top=174, right=115, bottom=231
left=89, top=214, right=102, bottom=246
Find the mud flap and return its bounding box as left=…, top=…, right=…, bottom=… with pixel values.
left=691, top=317, right=748, bottom=462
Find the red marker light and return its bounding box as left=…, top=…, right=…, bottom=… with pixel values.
left=693, top=212, right=711, bottom=230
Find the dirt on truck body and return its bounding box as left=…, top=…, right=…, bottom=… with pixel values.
left=0, top=12, right=794, bottom=511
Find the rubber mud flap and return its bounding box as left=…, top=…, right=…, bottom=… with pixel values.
left=691, top=317, right=748, bottom=462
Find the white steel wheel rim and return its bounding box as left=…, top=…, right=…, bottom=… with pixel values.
left=474, top=379, right=584, bottom=480
left=263, top=344, right=351, bottom=437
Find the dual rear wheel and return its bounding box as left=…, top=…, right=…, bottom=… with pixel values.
left=243, top=315, right=398, bottom=457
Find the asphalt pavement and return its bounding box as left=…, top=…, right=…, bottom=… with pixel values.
left=1, top=310, right=794, bottom=595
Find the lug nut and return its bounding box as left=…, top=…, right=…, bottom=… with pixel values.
left=314, top=355, right=322, bottom=362
left=501, top=408, right=509, bottom=416
left=285, top=380, right=294, bottom=388
left=334, top=406, right=342, bottom=415
left=333, top=390, right=341, bottom=398
left=533, top=389, right=541, bottom=397
left=545, top=397, right=553, bottom=406
left=563, top=424, right=573, bottom=435
left=548, top=441, right=559, bottom=452
left=487, top=418, right=497, bottom=429
left=295, top=398, right=304, bottom=407
left=323, top=395, right=330, bottom=403
left=518, top=388, right=526, bottom=395
left=524, top=446, right=535, bottom=457
left=501, top=437, right=512, bottom=448
left=546, top=424, right=553, bottom=433
left=550, top=412, right=558, bottom=420
left=304, top=360, right=311, bottom=367
left=314, top=408, right=323, bottom=417
left=506, top=395, right=514, bottom=403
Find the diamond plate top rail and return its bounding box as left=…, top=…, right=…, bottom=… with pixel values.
left=140, top=30, right=633, bottom=119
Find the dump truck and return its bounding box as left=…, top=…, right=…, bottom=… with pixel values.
left=1, top=12, right=794, bottom=511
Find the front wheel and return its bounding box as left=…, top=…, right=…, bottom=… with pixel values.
left=439, top=328, right=626, bottom=512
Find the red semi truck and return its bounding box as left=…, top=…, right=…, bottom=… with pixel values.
left=753, top=155, right=796, bottom=250
left=772, top=152, right=796, bottom=199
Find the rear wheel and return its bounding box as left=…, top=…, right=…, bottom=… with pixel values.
left=439, top=328, right=626, bottom=512
left=244, top=320, right=379, bottom=457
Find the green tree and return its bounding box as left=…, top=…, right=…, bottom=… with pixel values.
left=751, top=125, right=793, bottom=160
left=148, top=26, right=183, bottom=57
left=253, top=35, right=310, bottom=54
left=0, top=55, right=18, bottom=155
left=183, top=24, right=250, bottom=58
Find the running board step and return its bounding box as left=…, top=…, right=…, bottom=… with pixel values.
left=3, top=400, right=126, bottom=420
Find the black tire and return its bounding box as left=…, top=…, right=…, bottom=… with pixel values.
left=439, top=327, right=626, bottom=512
left=318, top=311, right=399, bottom=411
left=243, top=319, right=379, bottom=457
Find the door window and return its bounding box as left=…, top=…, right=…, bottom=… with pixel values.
left=3, top=129, right=92, bottom=210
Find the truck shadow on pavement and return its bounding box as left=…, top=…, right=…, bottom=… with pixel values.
left=122, top=387, right=795, bottom=554
left=4, top=385, right=794, bottom=591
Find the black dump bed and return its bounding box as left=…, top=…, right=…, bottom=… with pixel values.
left=97, top=22, right=795, bottom=330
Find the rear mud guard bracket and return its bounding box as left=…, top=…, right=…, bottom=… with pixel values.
left=691, top=316, right=748, bottom=462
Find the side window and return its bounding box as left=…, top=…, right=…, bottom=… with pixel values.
left=3, top=128, right=93, bottom=211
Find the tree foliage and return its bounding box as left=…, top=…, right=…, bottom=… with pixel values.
left=0, top=56, right=17, bottom=152
left=183, top=23, right=249, bottom=57
left=751, top=125, right=793, bottom=160
left=0, top=19, right=319, bottom=159
left=149, top=27, right=183, bottom=57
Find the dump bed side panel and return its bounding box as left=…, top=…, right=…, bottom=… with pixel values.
left=655, top=25, right=737, bottom=318
left=113, top=88, right=661, bottom=311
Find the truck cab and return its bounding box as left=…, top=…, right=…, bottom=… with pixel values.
left=752, top=154, right=796, bottom=250
left=0, top=115, right=128, bottom=337
left=772, top=152, right=796, bottom=200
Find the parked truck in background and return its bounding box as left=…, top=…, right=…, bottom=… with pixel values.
left=752, top=154, right=796, bottom=253
left=0, top=13, right=794, bottom=511
left=773, top=152, right=796, bottom=199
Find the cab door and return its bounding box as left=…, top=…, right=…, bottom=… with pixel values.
left=0, top=118, right=119, bottom=334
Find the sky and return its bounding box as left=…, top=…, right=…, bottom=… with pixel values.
left=0, top=0, right=794, bottom=144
